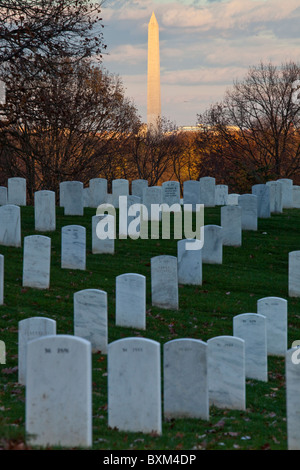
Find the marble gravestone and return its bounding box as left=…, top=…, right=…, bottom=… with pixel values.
left=112, top=179, right=129, bottom=209
left=226, top=194, right=240, bottom=205
left=163, top=338, right=209, bottom=420
left=25, top=335, right=92, bottom=448
left=177, top=239, right=202, bottom=285
left=286, top=347, right=300, bottom=450
left=83, top=187, right=91, bottom=208
left=233, top=313, right=267, bottom=382
left=293, top=185, right=300, bottom=209
left=34, top=190, right=56, bottom=232
left=61, top=181, right=84, bottom=216
left=289, top=251, right=300, bottom=297
left=22, top=235, right=51, bottom=289
left=0, top=340, right=5, bottom=364
left=115, top=273, right=146, bottom=330
left=61, top=225, right=86, bottom=270
left=207, top=336, right=245, bottom=410
left=89, top=178, right=107, bottom=208
left=0, top=204, right=21, bottom=247
left=7, top=177, right=26, bottom=206
left=0, top=186, right=7, bottom=206
left=257, top=296, right=287, bottom=356
left=238, top=194, right=258, bottom=231
left=18, top=317, right=56, bottom=385
left=221, top=205, right=242, bottom=246
left=108, top=337, right=161, bottom=435
left=74, top=289, right=108, bottom=353
left=183, top=180, right=200, bottom=212
left=199, top=176, right=215, bottom=207
left=162, top=181, right=181, bottom=207
left=202, top=225, right=223, bottom=264
left=266, top=181, right=283, bottom=213
left=131, top=179, right=148, bottom=200
left=142, top=186, right=162, bottom=221
left=0, top=254, right=3, bottom=305
left=215, top=185, right=228, bottom=206
left=151, top=255, right=178, bottom=310
left=92, top=215, right=115, bottom=254
left=278, top=178, right=293, bottom=209
left=252, top=184, right=270, bottom=218
left=119, top=195, right=141, bottom=239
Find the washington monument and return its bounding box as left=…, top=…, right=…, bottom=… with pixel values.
left=147, top=12, right=161, bottom=133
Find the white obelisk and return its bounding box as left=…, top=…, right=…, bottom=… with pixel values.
left=147, top=12, right=161, bottom=133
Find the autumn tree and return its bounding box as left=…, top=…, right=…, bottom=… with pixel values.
left=0, top=58, right=140, bottom=201
left=0, top=0, right=105, bottom=66
left=197, top=62, right=300, bottom=189
left=127, top=117, right=185, bottom=186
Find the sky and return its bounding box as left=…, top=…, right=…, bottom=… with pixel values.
left=99, top=0, right=300, bottom=127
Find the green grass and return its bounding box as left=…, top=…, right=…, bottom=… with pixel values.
left=0, top=205, right=300, bottom=450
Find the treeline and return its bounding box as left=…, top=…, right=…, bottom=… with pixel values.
left=0, top=2, right=300, bottom=201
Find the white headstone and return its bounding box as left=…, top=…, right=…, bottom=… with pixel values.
left=199, top=176, right=215, bottom=207
left=162, top=181, right=181, bottom=207
left=233, top=313, right=267, bottom=382
left=266, top=181, right=283, bottom=213
left=221, top=205, right=242, bottom=246
left=289, top=251, right=300, bottom=297
left=0, top=340, right=5, bottom=364
left=293, top=185, right=300, bottom=209
left=183, top=180, right=200, bottom=212
left=74, top=289, right=108, bottom=353
left=7, top=177, right=26, bottom=206
left=61, top=225, right=86, bottom=270
left=226, top=194, right=240, bottom=205
left=112, top=179, right=129, bottom=208
left=142, top=186, right=162, bottom=221
left=115, top=273, right=146, bottom=330
left=23, top=235, right=51, bottom=289
left=0, top=186, right=7, bottom=206
left=207, top=336, right=245, bottom=410
left=83, top=187, right=91, bottom=208
left=215, top=185, right=228, bottom=206
left=0, top=204, right=21, bottom=247
left=108, top=337, right=161, bottom=434
left=0, top=254, right=3, bottom=305
left=252, top=184, right=270, bottom=218
left=89, top=178, right=107, bottom=208
left=92, top=215, right=115, bottom=254
left=164, top=338, right=209, bottom=420
left=238, top=194, right=258, bottom=231
left=286, top=347, right=300, bottom=450
left=34, top=190, right=56, bottom=232
left=202, top=225, right=223, bottom=264
left=18, top=317, right=56, bottom=385
left=119, top=195, right=141, bottom=239
left=151, top=255, right=179, bottom=310
left=61, top=181, right=83, bottom=216
left=257, top=296, right=287, bottom=356
left=26, top=335, right=92, bottom=448
left=278, top=178, right=293, bottom=208
left=132, top=179, right=148, bottom=199
left=177, top=239, right=202, bottom=285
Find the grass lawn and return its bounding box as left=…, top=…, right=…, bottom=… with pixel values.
left=0, top=204, right=300, bottom=450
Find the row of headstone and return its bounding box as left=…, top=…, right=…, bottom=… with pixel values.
left=0, top=177, right=298, bottom=212
left=288, top=251, right=300, bottom=297
left=21, top=329, right=300, bottom=449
